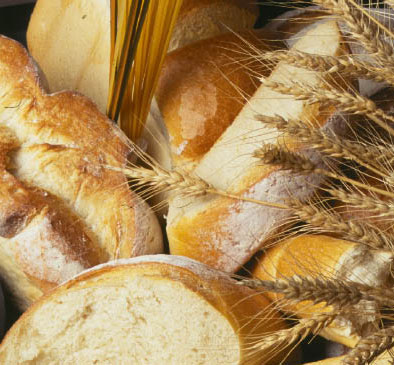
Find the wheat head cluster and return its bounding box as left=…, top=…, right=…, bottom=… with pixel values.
left=110, top=0, right=394, bottom=363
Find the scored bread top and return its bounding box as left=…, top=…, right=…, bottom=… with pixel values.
left=156, top=30, right=283, bottom=168
left=0, top=255, right=287, bottom=364
left=0, top=35, right=162, bottom=308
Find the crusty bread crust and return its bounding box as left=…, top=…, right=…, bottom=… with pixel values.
left=0, top=35, right=162, bottom=308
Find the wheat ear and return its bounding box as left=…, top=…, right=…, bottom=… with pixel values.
left=257, top=115, right=393, bottom=179
left=343, top=326, right=394, bottom=365
left=256, top=143, right=394, bottom=200
left=314, top=0, right=394, bottom=68
left=240, top=276, right=394, bottom=309
left=260, top=78, right=394, bottom=138
left=250, top=313, right=337, bottom=353
left=105, top=164, right=288, bottom=209
left=290, top=199, right=391, bottom=249
left=328, top=188, right=394, bottom=217
left=259, top=50, right=394, bottom=86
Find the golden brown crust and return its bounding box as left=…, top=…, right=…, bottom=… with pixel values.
left=157, top=30, right=283, bottom=167
left=0, top=35, right=162, bottom=307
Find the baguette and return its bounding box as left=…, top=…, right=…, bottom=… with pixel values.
left=167, top=19, right=350, bottom=272
left=0, top=35, right=162, bottom=309
left=252, top=235, right=394, bottom=348
left=0, top=255, right=287, bottom=364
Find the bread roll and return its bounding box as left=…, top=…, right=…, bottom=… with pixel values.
left=156, top=29, right=283, bottom=168
left=0, top=255, right=287, bottom=364
left=27, top=0, right=259, bottom=114
left=252, top=235, right=393, bottom=348
left=0, top=35, right=162, bottom=309
left=167, top=19, right=350, bottom=272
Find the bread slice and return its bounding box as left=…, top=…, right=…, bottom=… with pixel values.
left=0, top=255, right=287, bottom=364
left=156, top=29, right=283, bottom=168
left=252, top=235, right=394, bottom=348
left=166, top=19, right=350, bottom=272
left=0, top=35, right=162, bottom=309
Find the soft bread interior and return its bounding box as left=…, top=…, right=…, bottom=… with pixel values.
left=1, top=270, right=240, bottom=364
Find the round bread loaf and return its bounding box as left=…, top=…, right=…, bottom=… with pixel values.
left=252, top=235, right=394, bottom=348
left=0, top=35, right=162, bottom=309
left=0, top=255, right=287, bottom=364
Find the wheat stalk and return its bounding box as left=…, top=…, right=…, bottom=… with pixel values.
left=244, top=2, right=394, bottom=362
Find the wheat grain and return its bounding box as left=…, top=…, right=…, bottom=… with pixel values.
left=257, top=114, right=393, bottom=178
left=261, top=78, right=394, bottom=138
left=241, top=276, right=394, bottom=309
left=314, top=0, right=394, bottom=68
left=343, top=326, right=394, bottom=364
left=260, top=50, right=394, bottom=85
left=251, top=313, right=337, bottom=352
left=290, top=199, right=391, bottom=248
